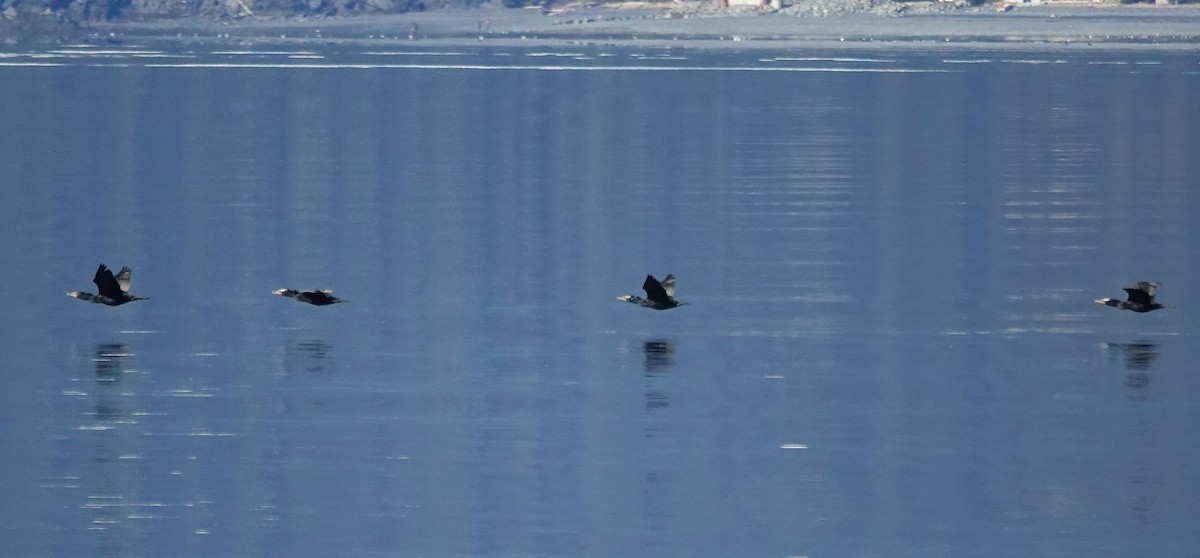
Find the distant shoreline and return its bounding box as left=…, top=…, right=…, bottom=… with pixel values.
left=11, top=3, right=1200, bottom=50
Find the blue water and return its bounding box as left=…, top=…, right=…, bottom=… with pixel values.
left=1, top=44, right=1199, bottom=557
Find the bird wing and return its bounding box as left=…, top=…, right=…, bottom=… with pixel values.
left=92, top=264, right=123, bottom=299
left=1124, top=287, right=1153, bottom=306
left=642, top=275, right=670, bottom=304
left=115, top=267, right=133, bottom=292
left=661, top=274, right=677, bottom=298
left=1135, top=281, right=1158, bottom=300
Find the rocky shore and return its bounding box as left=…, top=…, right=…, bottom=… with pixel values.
left=3, top=0, right=1200, bottom=48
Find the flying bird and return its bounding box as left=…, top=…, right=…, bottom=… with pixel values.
left=1096, top=281, right=1165, bottom=313
left=618, top=274, right=686, bottom=310
left=273, top=289, right=344, bottom=306
left=67, top=264, right=148, bottom=306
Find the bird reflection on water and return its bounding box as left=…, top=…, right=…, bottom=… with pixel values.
left=284, top=340, right=334, bottom=376
left=643, top=340, right=675, bottom=411
left=1103, top=341, right=1159, bottom=371
left=1101, top=341, right=1159, bottom=403
left=639, top=338, right=678, bottom=541
left=92, top=343, right=130, bottom=385
left=1101, top=340, right=1161, bottom=524
left=90, top=344, right=130, bottom=421
left=83, top=343, right=134, bottom=557
left=276, top=340, right=336, bottom=416
left=643, top=340, right=676, bottom=373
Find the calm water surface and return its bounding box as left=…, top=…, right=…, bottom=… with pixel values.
left=1, top=44, right=1199, bottom=557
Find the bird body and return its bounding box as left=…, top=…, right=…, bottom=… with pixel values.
left=273, top=288, right=344, bottom=306
left=619, top=274, right=686, bottom=310
left=1096, top=281, right=1165, bottom=313
left=67, top=264, right=147, bottom=306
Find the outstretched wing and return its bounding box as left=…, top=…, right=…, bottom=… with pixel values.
left=114, top=267, right=133, bottom=293
left=1124, top=286, right=1154, bottom=306
left=92, top=264, right=123, bottom=299
left=1135, top=281, right=1158, bottom=299
left=642, top=275, right=670, bottom=304
left=661, top=274, right=676, bottom=298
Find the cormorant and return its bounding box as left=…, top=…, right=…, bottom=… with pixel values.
left=1096, top=282, right=1165, bottom=313
left=618, top=274, right=686, bottom=310
left=67, top=264, right=147, bottom=306
left=273, top=289, right=344, bottom=306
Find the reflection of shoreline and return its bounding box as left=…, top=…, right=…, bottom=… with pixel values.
left=79, top=7, right=1200, bottom=51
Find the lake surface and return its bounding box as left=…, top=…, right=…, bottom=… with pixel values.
left=1, top=43, right=1199, bottom=557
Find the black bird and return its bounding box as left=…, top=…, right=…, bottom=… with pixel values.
left=1096, top=281, right=1165, bottom=313
left=619, top=274, right=686, bottom=310
left=67, top=264, right=147, bottom=306
left=273, top=289, right=344, bottom=306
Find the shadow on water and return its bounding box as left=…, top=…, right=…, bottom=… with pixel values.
left=643, top=340, right=675, bottom=411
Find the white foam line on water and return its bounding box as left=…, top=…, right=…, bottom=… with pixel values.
left=1000, top=59, right=1068, bottom=64
left=771, top=56, right=897, bottom=63
left=48, top=49, right=164, bottom=55
left=132, top=62, right=951, bottom=73
left=212, top=50, right=319, bottom=55
left=362, top=51, right=470, bottom=56
left=142, top=431, right=235, bottom=437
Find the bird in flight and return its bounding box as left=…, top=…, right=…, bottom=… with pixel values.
left=618, top=274, right=686, bottom=310
left=273, top=289, right=345, bottom=306
left=68, top=264, right=148, bottom=306
left=1096, top=281, right=1165, bottom=313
